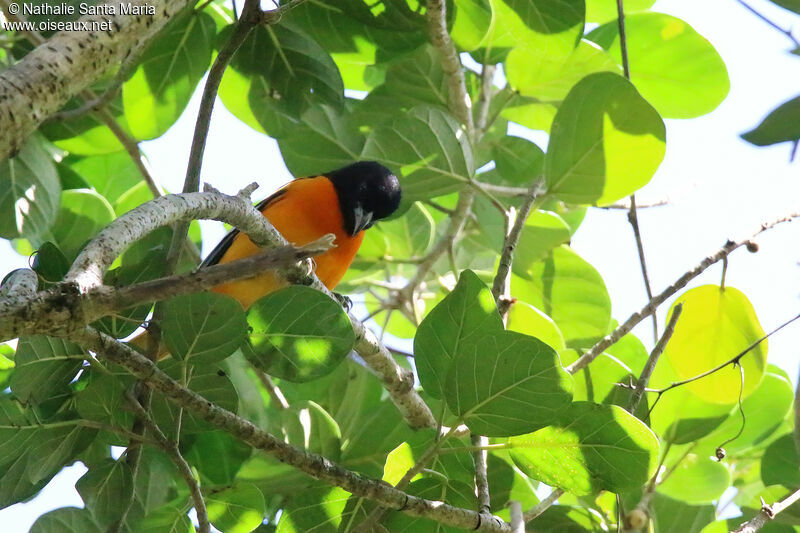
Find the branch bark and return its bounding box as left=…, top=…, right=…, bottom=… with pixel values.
left=567, top=211, right=800, bottom=374
left=70, top=326, right=513, bottom=533
left=0, top=0, right=192, bottom=160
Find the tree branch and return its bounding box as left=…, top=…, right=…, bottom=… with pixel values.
left=509, top=501, right=524, bottom=533
left=425, top=0, right=474, bottom=138
left=628, top=195, right=658, bottom=343
left=524, top=488, right=563, bottom=522
left=735, top=0, right=800, bottom=48
left=69, top=327, right=513, bottom=533
left=491, top=180, right=545, bottom=320
left=2, top=184, right=437, bottom=430
left=627, top=304, right=682, bottom=415
left=733, top=489, right=800, bottom=532
left=566, top=211, right=800, bottom=374
left=0, top=0, right=193, bottom=159
left=125, top=390, right=209, bottom=533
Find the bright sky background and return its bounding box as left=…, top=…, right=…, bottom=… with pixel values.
left=1, top=0, right=799, bottom=530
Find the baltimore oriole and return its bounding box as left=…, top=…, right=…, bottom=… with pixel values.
left=205, top=160, right=401, bottom=307
left=130, top=161, right=400, bottom=355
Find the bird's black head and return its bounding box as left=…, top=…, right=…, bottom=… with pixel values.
left=326, top=161, right=402, bottom=236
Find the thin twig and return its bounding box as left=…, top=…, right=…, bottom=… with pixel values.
left=93, top=106, right=163, bottom=199
left=491, top=180, right=545, bottom=320
left=125, top=391, right=210, bottom=533
left=735, top=0, right=800, bottom=48
left=733, top=488, right=800, bottom=532
left=620, top=312, right=800, bottom=413
left=628, top=195, right=658, bottom=343
left=253, top=367, right=290, bottom=409
left=615, top=0, right=631, bottom=79
left=523, top=488, right=563, bottom=522
left=566, top=211, right=800, bottom=374
left=475, top=63, right=497, bottom=136
left=600, top=200, right=668, bottom=210
left=627, top=304, right=682, bottom=415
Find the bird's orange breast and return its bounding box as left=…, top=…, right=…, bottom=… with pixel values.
left=211, top=176, right=364, bottom=308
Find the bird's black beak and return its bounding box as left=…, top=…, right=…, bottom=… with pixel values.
left=351, top=206, right=374, bottom=235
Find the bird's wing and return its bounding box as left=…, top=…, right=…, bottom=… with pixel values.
left=200, top=186, right=290, bottom=268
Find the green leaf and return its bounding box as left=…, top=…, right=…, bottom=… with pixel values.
left=472, top=0, right=586, bottom=64
left=525, top=504, right=607, bottom=531
left=491, top=135, right=545, bottom=185
left=694, top=367, right=794, bottom=457
left=588, top=13, right=729, bottom=119
left=585, top=0, right=655, bottom=22
left=133, top=448, right=183, bottom=514
left=506, top=40, right=619, bottom=101
left=651, top=493, right=715, bottom=533
left=76, top=458, right=134, bottom=526
left=415, top=270, right=503, bottom=399
left=276, top=485, right=365, bottom=532
left=742, top=96, right=800, bottom=146
left=68, top=152, right=155, bottom=207
left=560, top=350, right=634, bottom=406
left=184, top=430, right=252, bottom=485
left=0, top=398, right=97, bottom=507
left=277, top=105, right=366, bottom=177
left=31, top=241, right=70, bottom=282
left=384, top=479, right=477, bottom=532
left=219, top=22, right=343, bottom=134
left=280, top=400, right=342, bottom=460
left=137, top=503, right=194, bottom=533
left=508, top=401, right=660, bottom=495
left=75, top=369, right=135, bottom=433
left=30, top=507, right=101, bottom=533
left=511, top=211, right=572, bottom=277
left=288, top=1, right=424, bottom=91
left=51, top=189, right=115, bottom=262
left=151, top=360, right=239, bottom=436
left=206, top=483, right=266, bottom=533
left=762, top=433, right=800, bottom=489
left=506, top=301, right=566, bottom=352
left=372, top=201, right=435, bottom=259
left=768, top=0, right=800, bottom=13
left=246, top=286, right=355, bottom=382
left=452, top=0, right=493, bottom=51
left=10, top=336, right=85, bottom=405
left=162, top=292, right=247, bottom=364
left=0, top=136, right=60, bottom=239
left=663, top=285, right=768, bottom=405
left=123, top=11, right=214, bottom=140
left=512, top=245, right=612, bottom=348
left=0, top=346, right=14, bottom=390
left=544, top=72, right=666, bottom=205
left=446, top=329, right=574, bottom=437
left=361, top=105, right=474, bottom=201
left=657, top=454, right=730, bottom=504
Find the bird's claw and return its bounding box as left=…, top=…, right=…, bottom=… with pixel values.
left=333, top=292, right=353, bottom=311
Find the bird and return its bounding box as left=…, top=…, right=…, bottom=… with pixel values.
left=130, top=161, right=400, bottom=356
left=205, top=160, right=402, bottom=308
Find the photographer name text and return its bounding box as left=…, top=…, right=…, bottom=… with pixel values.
left=22, top=2, right=155, bottom=16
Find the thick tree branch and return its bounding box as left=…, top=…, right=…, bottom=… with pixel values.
left=69, top=327, right=512, bottom=533
left=0, top=185, right=437, bottom=430
left=0, top=0, right=193, bottom=160
left=567, top=211, right=800, bottom=374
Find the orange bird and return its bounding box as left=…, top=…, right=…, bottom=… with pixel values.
left=202, top=161, right=401, bottom=308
